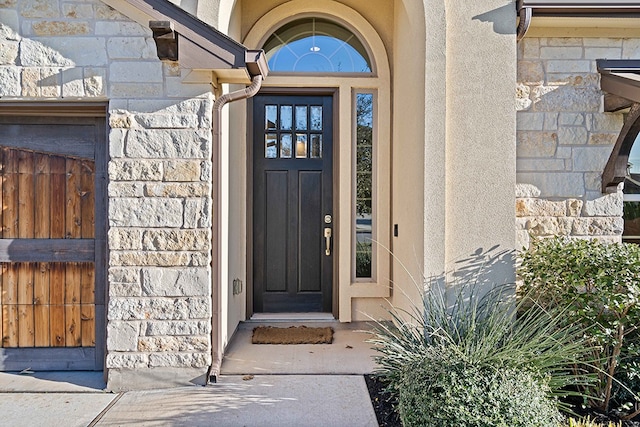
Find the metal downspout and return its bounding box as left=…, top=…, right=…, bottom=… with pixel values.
left=206, top=74, right=263, bottom=385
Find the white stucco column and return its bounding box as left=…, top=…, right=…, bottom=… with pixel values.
left=444, top=0, right=517, bottom=287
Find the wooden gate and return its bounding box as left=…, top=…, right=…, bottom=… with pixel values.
left=0, top=113, right=106, bottom=371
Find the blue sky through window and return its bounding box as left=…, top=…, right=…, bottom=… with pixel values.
left=263, top=18, right=371, bottom=73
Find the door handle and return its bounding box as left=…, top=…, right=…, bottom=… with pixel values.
left=324, top=227, right=332, bottom=256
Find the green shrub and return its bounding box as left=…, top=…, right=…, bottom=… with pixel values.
left=369, top=278, right=595, bottom=424
left=520, top=237, right=640, bottom=416
left=398, top=351, right=562, bottom=427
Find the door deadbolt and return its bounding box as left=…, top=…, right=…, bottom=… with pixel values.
left=324, top=214, right=332, bottom=224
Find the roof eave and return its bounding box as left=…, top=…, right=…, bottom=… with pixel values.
left=517, top=1, right=640, bottom=40
left=102, top=0, right=268, bottom=83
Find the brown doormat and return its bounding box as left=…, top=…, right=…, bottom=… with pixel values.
left=252, top=326, right=334, bottom=344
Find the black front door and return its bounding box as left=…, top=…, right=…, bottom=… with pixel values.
left=253, top=94, right=333, bottom=313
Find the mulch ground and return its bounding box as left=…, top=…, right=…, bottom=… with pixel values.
left=364, top=375, right=401, bottom=427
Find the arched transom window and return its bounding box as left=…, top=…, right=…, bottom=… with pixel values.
left=263, top=17, right=372, bottom=73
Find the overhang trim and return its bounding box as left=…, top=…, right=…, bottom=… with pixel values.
left=102, top=0, right=268, bottom=83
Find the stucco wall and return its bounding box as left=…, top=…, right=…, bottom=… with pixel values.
left=0, top=0, right=215, bottom=390
left=516, top=37, right=627, bottom=249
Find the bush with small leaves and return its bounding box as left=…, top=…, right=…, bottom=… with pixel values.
left=397, top=349, right=562, bottom=427
left=520, top=237, right=640, bottom=417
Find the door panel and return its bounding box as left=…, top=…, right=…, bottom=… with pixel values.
left=253, top=94, right=333, bottom=313
left=298, top=171, right=322, bottom=293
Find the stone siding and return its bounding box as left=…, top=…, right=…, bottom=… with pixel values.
left=0, top=0, right=214, bottom=389
left=517, top=37, right=627, bottom=249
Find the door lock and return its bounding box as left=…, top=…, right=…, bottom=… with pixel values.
left=324, top=227, right=332, bottom=256
left=324, top=214, right=332, bottom=224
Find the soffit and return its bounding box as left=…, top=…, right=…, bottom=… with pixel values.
left=598, top=60, right=640, bottom=107
left=101, top=0, right=268, bottom=83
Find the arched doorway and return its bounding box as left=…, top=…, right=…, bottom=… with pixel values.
left=242, top=0, right=392, bottom=319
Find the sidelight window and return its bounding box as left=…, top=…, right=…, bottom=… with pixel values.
left=354, top=91, right=374, bottom=279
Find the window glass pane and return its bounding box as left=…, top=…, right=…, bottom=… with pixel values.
left=310, top=106, right=322, bottom=131
left=265, top=133, right=277, bottom=158
left=263, top=18, right=372, bottom=73
left=295, top=134, right=307, bottom=158
left=310, top=134, right=322, bottom=158
left=296, top=106, right=307, bottom=130
left=280, top=134, right=292, bottom=158
left=281, top=105, right=292, bottom=130
left=355, top=93, right=373, bottom=278
left=265, top=105, right=277, bottom=130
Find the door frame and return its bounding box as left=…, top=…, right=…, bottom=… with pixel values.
left=0, top=103, right=108, bottom=371
left=246, top=87, right=339, bottom=318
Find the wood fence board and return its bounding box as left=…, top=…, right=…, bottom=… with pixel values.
left=80, top=304, right=95, bottom=347
left=66, top=158, right=81, bottom=239
left=18, top=304, right=34, bottom=347
left=18, top=152, right=34, bottom=240
left=50, top=157, right=65, bottom=239
left=65, top=263, right=80, bottom=305
left=34, top=262, right=50, bottom=347
left=34, top=154, right=51, bottom=239
left=81, top=161, right=95, bottom=239
left=34, top=304, right=50, bottom=347
left=80, top=263, right=94, bottom=304
left=50, top=304, right=65, bottom=347
left=3, top=150, right=18, bottom=239
left=65, top=303, right=81, bottom=347
left=17, top=263, right=34, bottom=347
left=49, top=263, right=65, bottom=347
left=2, top=304, right=17, bottom=347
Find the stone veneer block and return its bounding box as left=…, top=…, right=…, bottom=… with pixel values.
left=124, top=129, right=210, bottom=159
left=163, top=160, right=201, bottom=181
left=572, top=147, right=613, bottom=172
left=517, top=131, right=557, bottom=157
left=107, top=321, right=140, bottom=352
left=107, top=37, right=156, bottom=59
left=110, top=61, right=162, bottom=82
left=19, top=38, right=73, bottom=66
left=557, top=126, right=588, bottom=145
left=516, top=172, right=584, bottom=198
left=31, top=21, right=90, bottom=36
left=95, top=21, right=148, bottom=36
left=0, top=40, right=18, bottom=64
left=584, top=193, right=623, bottom=217
left=34, top=37, right=108, bottom=66
left=19, top=0, right=59, bottom=18
left=0, top=66, right=20, bottom=96
left=141, top=229, right=209, bottom=251
left=108, top=159, right=163, bottom=181
left=107, top=297, right=210, bottom=321
left=108, top=198, right=184, bottom=227
left=141, top=268, right=210, bottom=297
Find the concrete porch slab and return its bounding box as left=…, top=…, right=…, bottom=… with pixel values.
left=95, top=375, right=377, bottom=427
left=220, top=321, right=379, bottom=375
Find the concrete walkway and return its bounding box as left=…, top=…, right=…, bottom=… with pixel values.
left=0, top=372, right=377, bottom=427
left=0, top=322, right=380, bottom=426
